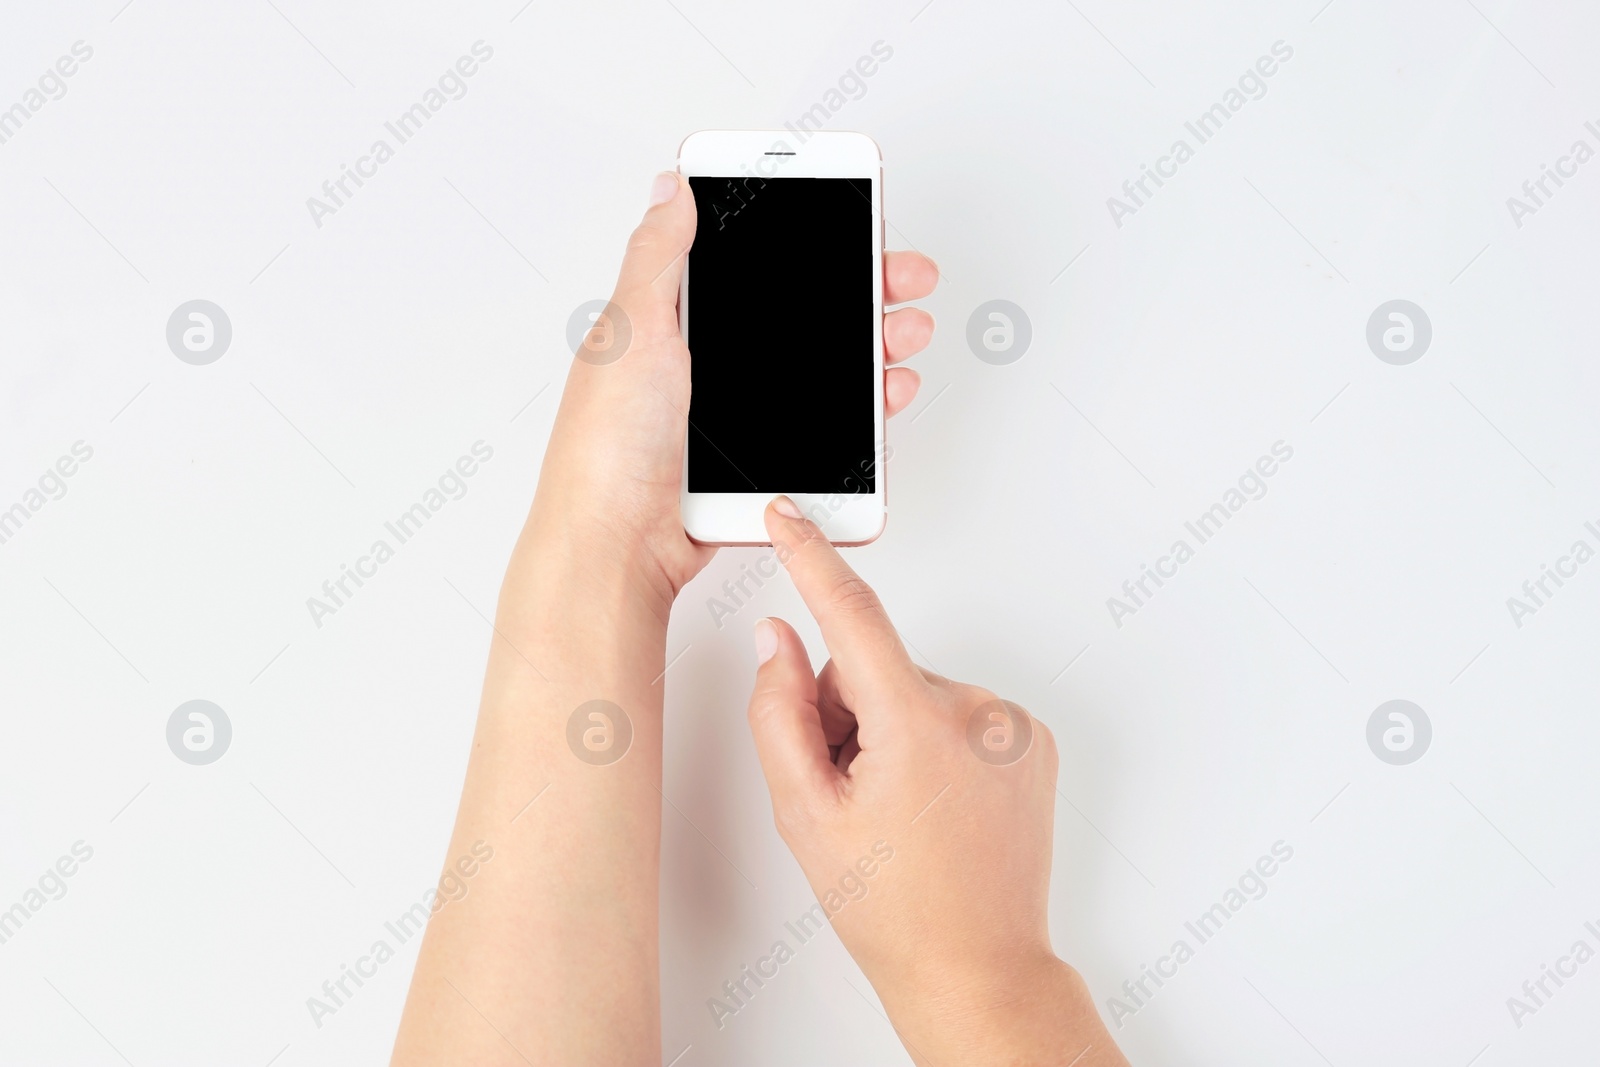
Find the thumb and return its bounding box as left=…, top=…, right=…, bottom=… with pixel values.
left=612, top=171, right=696, bottom=323
left=747, top=618, right=838, bottom=819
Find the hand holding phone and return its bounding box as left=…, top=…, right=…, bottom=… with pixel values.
left=679, top=130, right=922, bottom=545
left=531, top=151, right=935, bottom=615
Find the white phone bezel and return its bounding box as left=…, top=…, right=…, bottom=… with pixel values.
left=677, top=129, right=886, bottom=547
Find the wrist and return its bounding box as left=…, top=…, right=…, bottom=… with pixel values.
left=523, top=445, right=705, bottom=606
left=509, top=511, right=678, bottom=633
left=884, top=956, right=1113, bottom=1067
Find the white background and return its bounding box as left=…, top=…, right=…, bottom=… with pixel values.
left=2, top=1, right=1597, bottom=1064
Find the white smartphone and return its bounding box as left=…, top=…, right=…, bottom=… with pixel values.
left=678, top=129, right=886, bottom=546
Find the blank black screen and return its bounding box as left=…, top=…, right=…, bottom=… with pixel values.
left=686, top=176, right=874, bottom=493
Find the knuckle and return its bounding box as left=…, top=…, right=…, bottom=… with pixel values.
left=943, top=683, right=997, bottom=716
left=626, top=222, right=666, bottom=256
left=746, top=689, right=784, bottom=730
left=826, top=572, right=883, bottom=617
left=963, top=684, right=1001, bottom=706
left=788, top=516, right=828, bottom=548
left=770, top=793, right=822, bottom=842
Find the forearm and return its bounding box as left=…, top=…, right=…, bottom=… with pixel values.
left=392, top=525, right=671, bottom=1066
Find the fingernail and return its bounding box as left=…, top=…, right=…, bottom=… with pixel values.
left=649, top=171, right=679, bottom=206
left=772, top=495, right=802, bottom=519
left=754, top=619, right=778, bottom=665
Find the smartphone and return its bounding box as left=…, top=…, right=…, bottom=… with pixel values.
left=678, top=129, right=886, bottom=546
